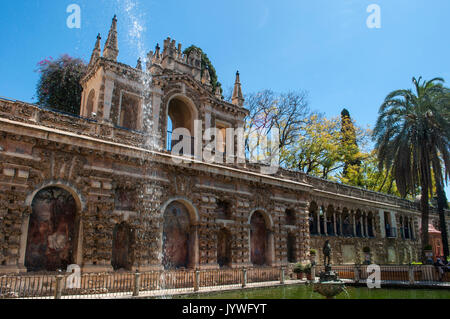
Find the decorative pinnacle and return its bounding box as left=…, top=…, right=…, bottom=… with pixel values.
left=89, top=33, right=102, bottom=66
left=232, top=70, right=244, bottom=107
left=103, top=15, right=119, bottom=61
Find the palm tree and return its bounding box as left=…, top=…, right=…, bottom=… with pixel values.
left=373, top=77, right=450, bottom=262
left=431, top=86, right=450, bottom=260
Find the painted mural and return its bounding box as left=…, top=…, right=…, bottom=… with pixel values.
left=112, top=223, right=134, bottom=270
left=114, top=188, right=136, bottom=211
left=250, top=212, right=267, bottom=266
left=162, top=202, right=191, bottom=269
left=25, top=187, right=77, bottom=272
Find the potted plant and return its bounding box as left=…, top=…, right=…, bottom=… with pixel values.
left=304, top=263, right=313, bottom=281
left=293, top=263, right=305, bottom=279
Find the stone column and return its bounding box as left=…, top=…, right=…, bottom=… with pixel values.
left=333, top=212, right=337, bottom=236
left=323, top=209, right=328, bottom=236
left=317, top=210, right=321, bottom=235
left=409, top=220, right=413, bottom=239
left=359, top=215, right=364, bottom=238
left=339, top=213, right=343, bottom=237
left=352, top=211, right=357, bottom=237
left=364, top=213, right=369, bottom=238
left=378, top=210, right=386, bottom=238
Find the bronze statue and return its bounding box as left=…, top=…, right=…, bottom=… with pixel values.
left=323, top=240, right=331, bottom=267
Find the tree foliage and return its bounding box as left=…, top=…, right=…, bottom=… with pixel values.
left=341, top=108, right=362, bottom=178
left=243, top=90, right=311, bottom=165
left=36, top=55, right=87, bottom=115
left=281, top=113, right=371, bottom=181
left=373, top=76, right=450, bottom=261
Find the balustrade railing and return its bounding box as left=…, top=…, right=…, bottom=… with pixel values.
left=0, top=266, right=287, bottom=299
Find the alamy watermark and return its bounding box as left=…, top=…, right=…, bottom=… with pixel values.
left=66, top=4, right=81, bottom=29
left=366, top=4, right=381, bottom=29
left=366, top=264, right=381, bottom=289
left=66, top=264, right=81, bottom=289
left=169, top=120, right=280, bottom=175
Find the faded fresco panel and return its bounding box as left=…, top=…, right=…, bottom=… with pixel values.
left=342, top=245, right=355, bottom=264
left=112, top=223, right=134, bottom=271
left=217, top=229, right=231, bottom=267
left=162, top=202, right=191, bottom=269
left=25, top=187, right=77, bottom=272
left=387, top=246, right=397, bottom=264
left=115, top=188, right=136, bottom=211
left=250, top=212, right=267, bottom=266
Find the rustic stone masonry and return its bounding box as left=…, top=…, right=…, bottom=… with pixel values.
left=0, top=17, right=448, bottom=274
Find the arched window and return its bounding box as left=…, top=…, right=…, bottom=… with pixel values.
left=167, top=97, right=196, bottom=154
left=368, top=212, right=374, bottom=237
left=86, top=89, right=95, bottom=117
left=309, top=202, right=318, bottom=235
left=356, top=211, right=363, bottom=238
left=326, top=206, right=335, bottom=235
left=342, top=209, right=351, bottom=237
left=319, top=207, right=325, bottom=234
left=25, top=187, right=77, bottom=272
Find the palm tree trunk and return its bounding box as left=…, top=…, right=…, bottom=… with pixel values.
left=436, top=180, right=449, bottom=260
left=420, top=183, right=430, bottom=263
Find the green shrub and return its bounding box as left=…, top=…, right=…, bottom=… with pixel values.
left=310, top=249, right=317, bottom=255
left=303, top=264, right=312, bottom=274
left=423, top=245, right=433, bottom=251
left=293, top=263, right=305, bottom=274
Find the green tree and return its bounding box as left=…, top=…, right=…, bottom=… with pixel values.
left=373, top=77, right=450, bottom=262
left=283, top=113, right=371, bottom=180
left=341, top=109, right=362, bottom=179
left=36, top=55, right=87, bottom=115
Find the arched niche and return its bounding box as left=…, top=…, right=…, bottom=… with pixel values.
left=111, top=222, right=135, bottom=271
left=161, top=200, right=198, bottom=269
left=249, top=210, right=274, bottom=266
left=287, top=233, right=297, bottom=263
left=217, top=228, right=232, bottom=268
left=24, top=187, right=80, bottom=272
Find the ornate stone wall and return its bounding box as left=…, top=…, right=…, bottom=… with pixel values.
left=0, top=22, right=447, bottom=273
left=0, top=98, right=445, bottom=274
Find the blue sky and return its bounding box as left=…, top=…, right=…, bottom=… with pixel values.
left=0, top=0, right=449, bottom=193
